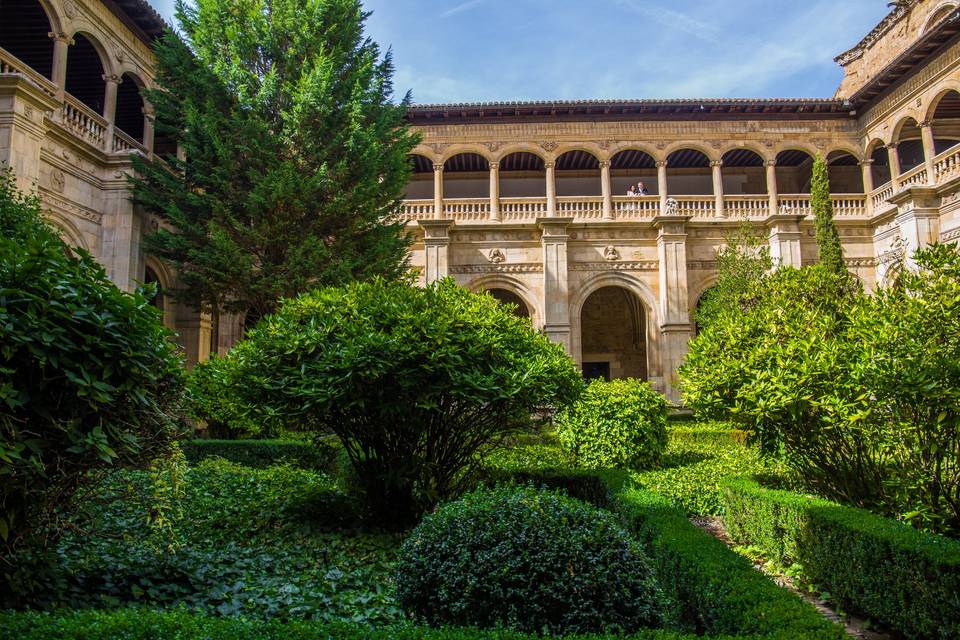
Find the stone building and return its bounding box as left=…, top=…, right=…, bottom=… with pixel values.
left=2, top=0, right=960, bottom=401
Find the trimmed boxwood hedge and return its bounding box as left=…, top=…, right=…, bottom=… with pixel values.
left=721, top=478, right=960, bottom=640
left=613, top=486, right=845, bottom=640
left=181, top=438, right=340, bottom=469
left=0, top=609, right=753, bottom=640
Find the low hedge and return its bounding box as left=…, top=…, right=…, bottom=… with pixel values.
left=721, top=478, right=960, bottom=640
left=613, top=486, right=845, bottom=640
left=0, top=609, right=751, bottom=640
left=181, top=438, right=339, bottom=469
left=666, top=425, right=751, bottom=448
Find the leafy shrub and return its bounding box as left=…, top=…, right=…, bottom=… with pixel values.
left=0, top=608, right=735, bottom=640
left=721, top=478, right=960, bottom=639
left=218, top=278, right=583, bottom=525
left=184, top=357, right=260, bottom=438
left=181, top=438, right=340, bottom=470
left=0, top=171, right=184, bottom=559
left=614, top=486, right=845, bottom=639
left=556, top=379, right=667, bottom=470
left=395, top=486, right=668, bottom=635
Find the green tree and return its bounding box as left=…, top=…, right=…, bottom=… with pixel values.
left=810, top=155, right=845, bottom=275
left=131, top=0, right=418, bottom=328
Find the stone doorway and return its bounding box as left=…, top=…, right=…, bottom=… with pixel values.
left=579, top=286, right=647, bottom=380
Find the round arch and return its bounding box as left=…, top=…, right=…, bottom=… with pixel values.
left=0, top=0, right=60, bottom=79
left=660, top=141, right=718, bottom=163
left=494, top=143, right=549, bottom=164
left=44, top=213, right=88, bottom=251
left=611, top=147, right=658, bottom=195
left=921, top=2, right=958, bottom=34
left=721, top=148, right=767, bottom=195
left=925, top=87, right=960, bottom=156
left=404, top=153, right=434, bottom=200
left=775, top=148, right=816, bottom=194
left=467, top=274, right=541, bottom=327
left=443, top=152, right=490, bottom=199
left=64, top=31, right=110, bottom=114
left=555, top=148, right=601, bottom=197
left=115, top=72, right=147, bottom=142
left=144, top=256, right=176, bottom=328
left=666, top=147, right=713, bottom=195
left=866, top=139, right=892, bottom=186
left=893, top=116, right=926, bottom=173
left=440, top=144, right=494, bottom=164
left=499, top=151, right=546, bottom=198
left=826, top=150, right=865, bottom=193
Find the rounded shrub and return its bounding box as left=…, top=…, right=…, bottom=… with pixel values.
left=395, top=485, right=668, bottom=635
left=555, top=379, right=668, bottom=470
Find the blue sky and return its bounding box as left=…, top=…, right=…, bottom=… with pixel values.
left=148, top=0, right=891, bottom=104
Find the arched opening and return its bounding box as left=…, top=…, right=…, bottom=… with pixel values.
left=555, top=150, right=600, bottom=197
left=666, top=149, right=713, bottom=195
left=580, top=286, right=647, bottom=381
left=922, top=4, right=958, bottom=34
left=443, top=152, right=489, bottom=199
left=827, top=150, right=864, bottom=193
left=720, top=149, right=767, bottom=194
left=404, top=154, right=434, bottom=199
left=610, top=149, right=658, bottom=195
left=115, top=73, right=146, bottom=142
left=65, top=33, right=107, bottom=114
left=0, top=0, right=54, bottom=79
left=895, top=118, right=925, bottom=173
left=775, top=150, right=815, bottom=194
left=144, top=266, right=165, bottom=313
left=929, top=90, right=960, bottom=155
left=868, top=141, right=892, bottom=187
left=499, top=152, right=546, bottom=198
left=487, top=288, right=530, bottom=319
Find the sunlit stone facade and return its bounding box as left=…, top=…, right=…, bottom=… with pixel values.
left=2, top=0, right=960, bottom=400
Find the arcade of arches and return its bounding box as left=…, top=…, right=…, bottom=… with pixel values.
left=4, top=0, right=960, bottom=398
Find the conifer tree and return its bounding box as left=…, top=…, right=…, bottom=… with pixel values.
left=810, top=155, right=845, bottom=275
left=131, top=0, right=418, bottom=327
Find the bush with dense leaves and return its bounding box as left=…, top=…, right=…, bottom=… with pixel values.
left=722, top=478, right=960, bottom=639
left=556, top=379, right=667, bottom=470
left=395, top=485, right=668, bottom=635
left=217, top=278, right=583, bottom=526
left=0, top=171, right=183, bottom=559
left=181, top=438, right=340, bottom=470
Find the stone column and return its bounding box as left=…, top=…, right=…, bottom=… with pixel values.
left=600, top=160, right=613, bottom=220
left=860, top=159, right=875, bottom=214
left=656, top=161, right=668, bottom=211
left=538, top=217, right=573, bottom=352
left=489, top=161, right=500, bottom=222
left=711, top=160, right=725, bottom=218
left=103, top=74, right=119, bottom=152
left=0, top=76, right=59, bottom=193
left=143, top=111, right=155, bottom=157
left=419, top=219, right=454, bottom=284
left=50, top=32, right=70, bottom=98
left=887, top=143, right=902, bottom=188
left=653, top=213, right=692, bottom=404
left=919, top=121, right=936, bottom=184
left=545, top=161, right=557, bottom=217
left=765, top=159, right=779, bottom=216
left=766, top=213, right=804, bottom=269
left=889, top=187, right=941, bottom=270
left=433, top=163, right=444, bottom=219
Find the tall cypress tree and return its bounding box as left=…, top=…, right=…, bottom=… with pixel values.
left=810, top=155, right=845, bottom=275
left=131, top=0, right=419, bottom=326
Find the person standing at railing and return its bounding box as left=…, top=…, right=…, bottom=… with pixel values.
left=636, top=181, right=649, bottom=196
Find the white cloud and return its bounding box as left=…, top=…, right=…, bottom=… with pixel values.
left=440, top=0, right=486, bottom=19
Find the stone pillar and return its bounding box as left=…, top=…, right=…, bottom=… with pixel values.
left=538, top=217, right=573, bottom=352
left=0, top=76, right=58, bottom=193
left=433, top=163, right=444, bottom=219
left=653, top=213, right=692, bottom=404
left=711, top=160, right=725, bottom=218
left=919, top=121, right=936, bottom=184
left=766, top=213, right=804, bottom=269
left=860, top=159, right=875, bottom=215
left=890, top=187, right=941, bottom=270
left=656, top=161, right=668, bottom=211
left=100, top=174, right=145, bottom=292
left=50, top=32, right=70, bottom=98
left=143, top=111, right=155, bottom=156
left=419, top=219, right=454, bottom=284
left=887, top=143, right=902, bottom=188
left=545, top=161, right=557, bottom=217
left=489, top=161, right=500, bottom=222
left=765, top=159, right=779, bottom=216
left=103, top=74, right=119, bottom=151
left=198, top=311, right=214, bottom=364
left=600, top=160, right=613, bottom=220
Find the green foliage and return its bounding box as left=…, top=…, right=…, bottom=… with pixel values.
left=395, top=486, right=668, bottom=635
left=721, top=478, right=960, bottom=639
left=0, top=609, right=754, bottom=640
left=181, top=438, right=340, bottom=470
left=810, top=156, right=844, bottom=275
left=219, top=278, right=583, bottom=525
left=631, top=426, right=792, bottom=517
left=0, top=171, right=184, bottom=559
left=556, top=379, right=668, bottom=470
left=184, top=357, right=262, bottom=438
left=614, top=487, right=845, bottom=639
left=131, top=0, right=417, bottom=322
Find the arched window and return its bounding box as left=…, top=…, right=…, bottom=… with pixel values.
left=721, top=149, right=766, bottom=195
left=666, top=149, right=713, bottom=195
left=0, top=0, right=54, bottom=79
left=487, top=288, right=530, bottom=319
left=868, top=141, right=891, bottom=186
left=580, top=286, right=647, bottom=381
left=144, top=266, right=165, bottom=313
left=895, top=118, right=925, bottom=173
left=827, top=150, right=864, bottom=193
left=443, top=152, right=489, bottom=199
left=404, top=154, right=433, bottom=200
left=555, top=149, right=600, bottom=197
left=775, top=149, right=815, bottom=194
left=929, top=90, right=960, bottom=155
left=610, top=149, right=657, bottom=195
left=499, top=152, right=546, bottom=198
left=115, top=73, right=146, bottom=142
left=65, top=34, right=107, bottom=114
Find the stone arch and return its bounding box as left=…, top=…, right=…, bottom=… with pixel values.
left=721, top=147, right=767, bottom=195
left=494, top=143, right=549, bottom=164
left=866, top=139, right=892, bottom=186
left=553, top=143, right=606, bottom=162
left=607, top=142, right=661, bottom=162
left=718, top=142, right=772, bottom=164
left=775, top=148, right=816, bottom=194
left=893, top=116, right=926, bottom=173
left=826, top=149, right=864, bottom=193
left=570, top=271, right=660, bottom=381
left=660, top=141, right=718, bottom=163
left=555, top=148, right=601, bottom=197
left=467, top=274, right=541, bottom=326
left=921, top=2, right=958, bottom=34
left=44, top=212, right=88, bottom=251
left=0, top=0, right=60, bottom=79
left=610, top=147, right=659, bottom=195
left=440, top=144, right=494, bottom=164
left=443, top=152, right=490, bottom=199
left=405, top=153, right=434, bottom=200
left=143, top=256, right=176, bottom=328
left=499, top=150, right=546, bottom=198
left=115, top=71, right=147, bottom=142
left=666, top=147, right=713, bottom=195
left=925, top=87, right=960, bottom=156
left=64, top=30, right=110, bottom=114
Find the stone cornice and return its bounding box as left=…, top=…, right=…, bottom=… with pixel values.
left=569, top=261, right=658, bottom=271
left=835, top=1, right=920, bottom=67
left=450, top=263, right=543, bottom=274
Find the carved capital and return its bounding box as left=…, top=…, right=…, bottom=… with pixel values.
left=886, top=142, right=899, bottom=150
left=918, top=120, right=933, bottom=128
left=859, top=158, right=875, bottom=167
left=765, top=159, right=777, bottom=167
left=599, top=160, right=610, bottom=169
left=433, top=163, right=444, bottom=172
left=489, top=161, right=499, bottom=170
left=544, top=161, right=556, bottom=170
left=48, top=31, right=72, bottom=44
left=710, top=160, right=723, bottom=168
left=655, top=160, right=668, bottom=168
left=103, top=73, right=121, bottom=84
